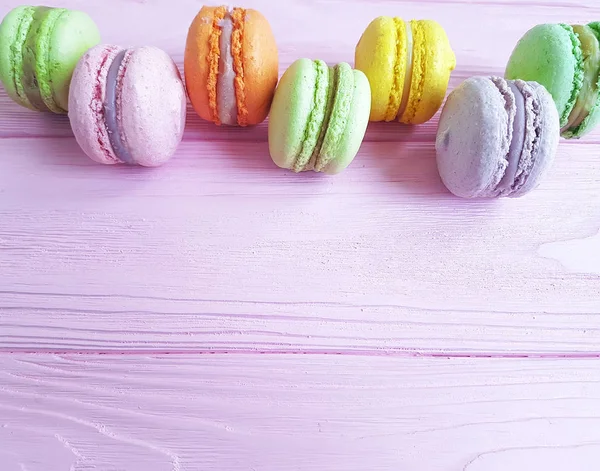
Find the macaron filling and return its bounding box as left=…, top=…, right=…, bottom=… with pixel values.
left=385, top=19, right=413, bottom=121
left=396, top=20, right=414, bottom=121
left=207, top=6, right=248, bottom=126
left=217, top=10, right=238, bottom=126
left=384, top=18, right=405, bottom=121
left=34, top=7, right=67, bottom=113
left=89, top=46, right=120, bottom=163
left=21, top=6, right=52, bottom=112
left=308, top=65, right=339, bottom=171
left=491, top=78, right=542, bottom=196
left=206, top=6, right=226, bottom=124
left=511, top=81, right=542, bottom=194
left=562, top=24, right=600, bottom=134
left=293, top=59, right=331, bottom=172
left=558, top=24, right=585, bottom=127
left=21, top=7, right=66, bottom=113
left=230, top=7, right=248, bottom=126
left=293, top=61, right=354, bottom=172
left=496, top=81, right=526, bottom=194
left=104, top=48, right=135, bottom=165
left=316, top=63, right=354, bottom=172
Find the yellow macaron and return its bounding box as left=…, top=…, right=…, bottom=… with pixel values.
left=355, top=16, right=456, bottom=124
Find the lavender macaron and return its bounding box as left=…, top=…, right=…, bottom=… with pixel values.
left=435, top=76, right=560, bottom=198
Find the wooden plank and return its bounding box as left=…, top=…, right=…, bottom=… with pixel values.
left=1, top=354, right=600, bottom=470
left=1, top=135, right=599, bottom=353
left=0, top=0, right=599, bottom=468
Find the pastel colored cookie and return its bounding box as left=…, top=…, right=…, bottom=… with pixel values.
left=506, top=23, right=600, bottom=139
left=69, top=45, right=187, bottom=167
left=436, top=76, right=559, bottom=198
left=268, top=59, right=371, bottom=175
left=0, top=5, right=100, bottom=113
left=184, top=5, right=278, bottom=126
left=355, top=16, right=455, bottom=124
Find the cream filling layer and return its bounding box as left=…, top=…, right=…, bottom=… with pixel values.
left=104, top=49, right=135, bottom=164
left=217, top=11, right=238, bottom=126
left=496, top=81, right=526, bottom=194
left=562, top=25, right=600, bottom=133
left=396, top=20, right=414, bottom=120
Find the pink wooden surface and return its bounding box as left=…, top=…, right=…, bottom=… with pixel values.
left=1, top=0, right=600, bottom=469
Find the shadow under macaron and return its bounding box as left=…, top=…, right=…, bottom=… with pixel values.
left=215, top=121, right=337, bottom=196
left=183, top=104, right=341, bottom=191
left=359, top=120, right=519, bottom=226
left=361, top=121, right=448, bottom=196
left=0, top=97, right=73, bottom=139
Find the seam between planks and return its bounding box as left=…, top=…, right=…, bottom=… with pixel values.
left=2, top=348, right=600, bottom=359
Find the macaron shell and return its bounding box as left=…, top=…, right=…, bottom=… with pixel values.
left=0, top=6, right=36, bottom=109
left=505, top=23, right=583, bottom=128
left=268, top=58, right=318, bottom=170
left=400, top=19, right=456, bottom=125
left=323, top=70, right=371, bottom=175
left=47, top=9, right=101, bottom=112
left=184, top=5, right=218, bottom=123
left=69, top=45, right=122, bottom=165
left=354, top=16, right=401, bottom=122
left=120, top=46, right=187, bottom=167
left=510, top=81, right=559, bottom=197
left=239, top=8, right=279, bottom=125
left=435, top=76, right=510, bottom=198
left=26, top=7, right=67, bottom=113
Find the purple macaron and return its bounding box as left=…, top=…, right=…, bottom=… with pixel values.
left=435, top=76, right=560, bottom=198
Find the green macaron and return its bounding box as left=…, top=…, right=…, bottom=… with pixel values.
left=505, top=23, right=600, bottom=139
left=0, top=5, right=100, bottom=113
left=268, top=59, right=371, bottom=175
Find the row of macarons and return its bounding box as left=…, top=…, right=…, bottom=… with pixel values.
left=0, top=5, right=597, bottom=199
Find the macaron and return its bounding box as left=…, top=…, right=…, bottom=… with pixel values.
left=184, top=5, right=278, bottom=126
left=435, top=76, right=559, bottom=198
left=0, top=5, right=100, bottom=113
left=68, top=45, right=187, bottom=167
left=355, top=16, right=455, bottom=124
left=505, top=23, right=600, bottom=139
left=268, top=59, right=371, bottom=175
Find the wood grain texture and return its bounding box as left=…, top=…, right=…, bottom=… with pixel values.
left=1, top=0, right=600, bottom=468
left=1, top=137, right=599, bottom=353
left=3, top=354, right=600, bottom=471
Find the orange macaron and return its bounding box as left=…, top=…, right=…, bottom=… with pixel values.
left=184, top=5, right=279, bottom=126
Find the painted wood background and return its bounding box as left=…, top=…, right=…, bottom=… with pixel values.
left=1, top=0, right=599, bottom=469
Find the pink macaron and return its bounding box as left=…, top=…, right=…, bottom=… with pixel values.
left=68, top=45, right=186, bottom=167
